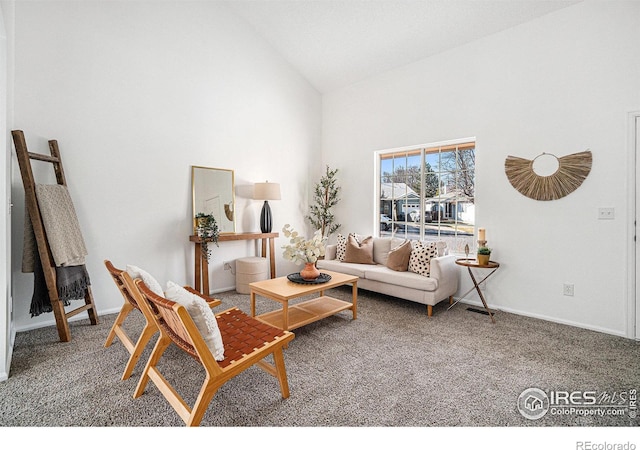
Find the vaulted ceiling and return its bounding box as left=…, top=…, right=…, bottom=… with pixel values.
left=224, top=0, right=581, bottom=93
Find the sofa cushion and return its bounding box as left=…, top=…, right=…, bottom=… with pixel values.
left=386, top=240, right=412, bottom=271
left=325, top=244, right=337, bottom=260
left=365, top=266, right=438, bottom=291
left=344, top=235, right=374, bottom=264
left=316, top=259, right=371, bottom=278
left=372, top=237, right=408, bottom=265
left=408, top=241, right=439, bottom=276
left=372, top=237, right=391, bottom=265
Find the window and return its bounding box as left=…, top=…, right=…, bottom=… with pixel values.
left=377, top=138, right=476, bottom=253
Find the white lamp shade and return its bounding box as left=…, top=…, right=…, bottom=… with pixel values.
left=253, top=182, right=281, bottom=201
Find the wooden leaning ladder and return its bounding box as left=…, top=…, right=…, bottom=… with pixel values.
left=12, top=130, right=99, bottom=342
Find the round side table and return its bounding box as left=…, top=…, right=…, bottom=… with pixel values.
left=450, top=258, right=500, bottom=323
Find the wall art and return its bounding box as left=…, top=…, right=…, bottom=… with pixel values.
left=504, top=150, right=592, bottom=201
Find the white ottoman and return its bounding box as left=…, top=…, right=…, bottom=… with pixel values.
left=235, top=256, right=269, bottom=294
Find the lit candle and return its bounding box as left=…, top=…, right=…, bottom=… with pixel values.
left=478, top=228, right=486, bottom=241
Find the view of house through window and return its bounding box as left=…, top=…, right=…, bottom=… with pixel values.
left=378, top=139, right=476, bottom=253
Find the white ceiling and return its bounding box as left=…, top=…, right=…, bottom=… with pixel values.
left=224, top=0, right=581, bottom=93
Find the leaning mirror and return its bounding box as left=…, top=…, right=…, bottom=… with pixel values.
left=191, top=165, right=235, bottom=234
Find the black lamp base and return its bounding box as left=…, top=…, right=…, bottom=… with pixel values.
left=260, top=200, right=272, bottom=233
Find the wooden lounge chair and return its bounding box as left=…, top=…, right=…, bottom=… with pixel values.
left=103, top=260, right=220, bottom=380
left=129, top=277, right=295, bottom=426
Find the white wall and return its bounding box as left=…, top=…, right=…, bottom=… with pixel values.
left=8, top=1, right=639, bottom=340
left=10, top=1, right=321, bottom=332
left=0, top=1, right=11, bottom=381
left=323, top=1, right=640, bottom=337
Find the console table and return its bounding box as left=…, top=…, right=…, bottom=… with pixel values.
left=189, top=232, right=279, bottom=295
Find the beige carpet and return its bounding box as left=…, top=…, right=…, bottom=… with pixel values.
left=1, top=286, right=639, bottom=430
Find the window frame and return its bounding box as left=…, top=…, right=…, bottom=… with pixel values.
left=374, top=137, right=476, bottom=254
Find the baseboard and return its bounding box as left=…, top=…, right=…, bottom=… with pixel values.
left=13, top=285, right=241, bottom=334
left=15, top=305, right=122, bottom=333
left=453, top=298, right=627, bottom=338
left=14, top=292, right=626, bottom=339
left=210, top=285, right=237, bottom=295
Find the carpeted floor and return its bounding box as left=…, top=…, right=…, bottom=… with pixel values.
left=1, top=286, right=639, bottom=429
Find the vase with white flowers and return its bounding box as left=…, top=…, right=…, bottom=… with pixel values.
left=282, top=224, right=327, bottom=280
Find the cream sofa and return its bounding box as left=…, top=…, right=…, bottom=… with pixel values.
left=316, top=236, right=459, bottom=316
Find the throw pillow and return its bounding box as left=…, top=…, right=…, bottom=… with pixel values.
left=372, top=237, right=392, bottom=265
left=336, top=233, right=362, bottom=261
left=336, top=234, right=348, bottom=261
left=165, top=281, right=225, bottom=361
left=408, top=241, right=439, bottom=277
left=126, top=264, right=163, bottom=297
left=343, top=235, right=375, bottom=264
left=386, top=240, right=412, bottom=272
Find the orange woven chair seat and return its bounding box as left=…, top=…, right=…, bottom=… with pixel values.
left=215, top=308, right=289, bottom=369
left=103, top=260, right=221, bottom=381
left=130, top=278, right=295, bottom=426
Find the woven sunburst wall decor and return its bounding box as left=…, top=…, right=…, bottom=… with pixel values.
left=504, top=150, right=592, bottom=201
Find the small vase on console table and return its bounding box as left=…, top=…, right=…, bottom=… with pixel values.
left=300, top=262, right=320, bottom=281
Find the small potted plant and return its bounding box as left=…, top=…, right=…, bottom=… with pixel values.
left=195, top=212, right=219, bottom=260
left=477, top=246, right=491, bottom=266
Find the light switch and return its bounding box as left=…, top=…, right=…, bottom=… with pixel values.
left=598, top=207, right=615, bottom=220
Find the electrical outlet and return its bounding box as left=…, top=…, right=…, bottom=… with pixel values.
left=563, top=283, right=574, bottom=296
left=598, top=207, right=615, bottom=220
left=223, top=262, right=232, bottom=271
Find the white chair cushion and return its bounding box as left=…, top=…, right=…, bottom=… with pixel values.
left=165, top=281, right=225, bottom=361
left=126, top=264, right=163, bottom=297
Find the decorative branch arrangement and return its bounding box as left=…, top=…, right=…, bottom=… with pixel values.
left=307, top=165, right=341, bottom=238
left=504, top=150, right=592, bottom=201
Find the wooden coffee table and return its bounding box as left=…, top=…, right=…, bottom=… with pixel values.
left=249, top=270, right=358, bottom=331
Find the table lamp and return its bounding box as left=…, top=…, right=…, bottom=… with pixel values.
left=253, top=181, right=281, bottom=233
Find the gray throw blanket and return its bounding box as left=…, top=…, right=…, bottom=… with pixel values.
left=22, top=184, right=91, bottom=317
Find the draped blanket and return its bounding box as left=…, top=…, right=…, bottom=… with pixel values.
left=22, top=184, right=91, bottom=317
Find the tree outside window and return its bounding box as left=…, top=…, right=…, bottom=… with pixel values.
left=378, top=140, right=475, bottom=253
